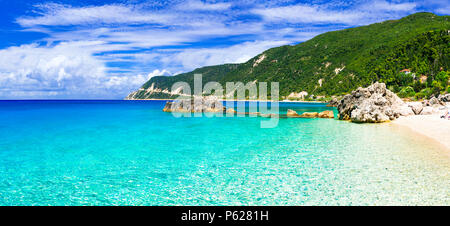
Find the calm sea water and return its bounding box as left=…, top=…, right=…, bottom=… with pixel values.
left=0, top=100, right=448, bottom=206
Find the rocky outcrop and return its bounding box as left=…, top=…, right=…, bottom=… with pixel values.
left=326, top=98, right=339, bottom=107
left=287, top=109, right=300, bottom=117
left=417, top=95, right=448, bottom=115
left=163, top=97, right=228, bottom=113
left=318, top=110, right=334, bottom=118
left=226, top=108, right=237, bottom=114
left=337, top=82, right=413, bottom=123
left=438, top=94, right=450, bottom=102
left=299, top=112, right=319, bottom=118
left=429, top=97, right=444, bottom=106
left=285, top=109, right=334, bottom=119
left=395, top=105, right=415, bottom=117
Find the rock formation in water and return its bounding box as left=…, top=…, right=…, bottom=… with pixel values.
left=318, top=110, right=335, bottom=118
left=163, top=97, right=229, bottom=113
left=326, top=98, right=339, bottom=107
left=337, top=82, right=414, bottom=123
left=287, top=109, right=300, bottom=117
left=299, top=112, right=319, bottom=118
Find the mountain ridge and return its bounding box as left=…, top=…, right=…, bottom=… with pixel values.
left=127, top=12, right=450, bottom=100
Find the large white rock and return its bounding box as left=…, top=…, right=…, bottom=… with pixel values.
left=337, top=82, right=412, bottom=123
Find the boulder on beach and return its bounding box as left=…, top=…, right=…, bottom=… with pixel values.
left=337, top=82, right=413, bottom=123
left=318, top=110, right=334, bottom=118
left=438, top=94, right=450, bottom=103
left=421, top=106, right=437, bottom=115
left=299, top=112, right=319, bottom=118
left=408, top=102, right=423, bottom=115
left=429, top=97, right=444, bottom=106
left=287, top=109, right=300, bottom=117
left=421, top=105, right=448, bottom=115
left=396, top=105, right=415, bottom=116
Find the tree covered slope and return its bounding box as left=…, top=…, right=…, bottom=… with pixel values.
left=127, top=12, right=450, bottom=100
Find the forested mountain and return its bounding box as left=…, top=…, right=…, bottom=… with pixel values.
left=127, top=12, right=450, bottom=100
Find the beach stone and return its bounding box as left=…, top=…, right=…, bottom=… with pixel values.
left=287, top=109, right=300, bottom=117
left=420, top=106, right=438, bottom=115
left=429, top=97, right=444, bottom=106
left=395, top=105, right=415, bottom=116
left=337, top=82, right=409, bottom=123
left=422, top=100, right=431, bottom=107
left=408, top=102, right=423, bottom=115
left=226, top=108, right=237, bottom=114
left=318, top=110, right=334, bottom=118
left=299, top=112, right=319, bottom=118
left=438, top=94, right=450, bottom=103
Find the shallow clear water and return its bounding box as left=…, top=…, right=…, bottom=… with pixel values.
left=0, top=100, right=448, bottom=206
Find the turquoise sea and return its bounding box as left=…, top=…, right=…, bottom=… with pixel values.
left=0, top=100, right=448, bottom=206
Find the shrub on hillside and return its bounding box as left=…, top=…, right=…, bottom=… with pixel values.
left=398, top=86, right=415, bottom=98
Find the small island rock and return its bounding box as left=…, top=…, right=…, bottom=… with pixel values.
left=318, top=110, right=334, bottom=118
left=287, top=109, right=300, bottom=117
left=299, top=112, right=319, bottom=118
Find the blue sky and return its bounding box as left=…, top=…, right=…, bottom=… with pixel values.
left=0, top=0, right=448, bottom=99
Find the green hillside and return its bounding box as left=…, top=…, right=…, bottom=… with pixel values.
left=132, top=64, right=239, bottom=99
left=128, top=12, right=450, bottom=100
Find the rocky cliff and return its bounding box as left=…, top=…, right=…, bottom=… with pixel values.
left=337, top=82, right=449, bottom=123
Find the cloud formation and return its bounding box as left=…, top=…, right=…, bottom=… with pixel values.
left=0, top=42, right=148, bottom=99
left=0, top=0, right=446, bottom=99
left=252, top=1, right=419, bottom=25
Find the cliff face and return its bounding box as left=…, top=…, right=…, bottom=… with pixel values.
left=127, top=13, right=450, bottom=100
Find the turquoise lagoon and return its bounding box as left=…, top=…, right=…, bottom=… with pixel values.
left=0, top=100, right=448, bottom=205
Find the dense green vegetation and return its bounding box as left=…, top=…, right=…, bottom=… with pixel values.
left=132, top=64, right=238, bottom=99
left=130, top=13, right=450, bottom=100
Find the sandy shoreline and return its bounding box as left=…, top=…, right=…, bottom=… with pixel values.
left=392, top=114, right=450, bottom=151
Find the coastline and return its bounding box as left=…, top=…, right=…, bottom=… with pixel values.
left=392, top=114, right=450, bottom=151
left=124, top=98, right=328, bottom=104
left=127, top=97, right=450, bottom=152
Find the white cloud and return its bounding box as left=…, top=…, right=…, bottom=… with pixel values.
left=176, top=0, right=232, bottom=11
left=362, top=0, right=417, bottom=12
left=16, top=3, right=173, bottom=27
left=2, top=0, right=442, bottom=99
left=147, top=69, right=172, bottom=78
left=0, top=42, right=146, bottom=99
left=252, top=5, right=363, bottom=24
left=252, top=0, right=419, bottom=25
left=435, top=6, right=450, bottom=14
